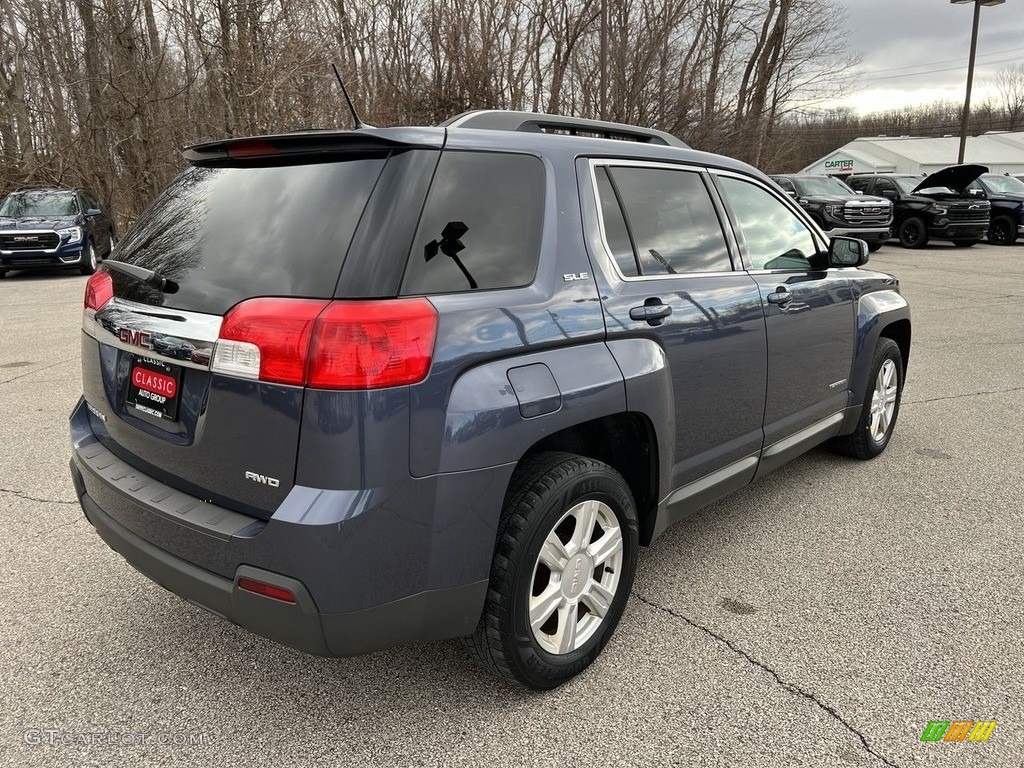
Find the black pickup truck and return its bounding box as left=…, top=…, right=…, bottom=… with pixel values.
left=770, top=174, right=893, bottom=252
left=965, top=173, right=1024, bottom=246
left=847, top=165, right=991, bottom=249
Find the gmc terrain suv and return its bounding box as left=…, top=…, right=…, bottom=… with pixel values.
left=70, top=110, right=911, bottom=689
left=0, top=187, right=115, bottom=277
left=964, top=173, right=1024, bottom=246
left=847, top=165, right=990, bottom=249
left=770, top=174, right=893, bottom=251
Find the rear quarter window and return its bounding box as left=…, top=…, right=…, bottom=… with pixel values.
left=400, top=151, right=545, bottom=295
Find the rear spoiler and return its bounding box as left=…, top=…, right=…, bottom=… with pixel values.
left=183, top=127, right=446, bottom=164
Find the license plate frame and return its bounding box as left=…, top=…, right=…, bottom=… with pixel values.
left=126, top=355, right=183, bottom=422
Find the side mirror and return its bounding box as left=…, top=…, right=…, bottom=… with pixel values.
left=967, top=188, right=985, bottom=198
left=86, top=208, right=102, bottom=216
left=828, top=236, right=868, bottom=268
left=879, top=189, right=897, bottom=200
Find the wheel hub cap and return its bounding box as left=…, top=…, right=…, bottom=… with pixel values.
left=561, top=552, right=594, bottom=600
left=869, top=359, right=898, bottom=442
left=529, top=499, right=623, bottom=655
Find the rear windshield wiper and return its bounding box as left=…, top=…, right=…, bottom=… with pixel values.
left=103, top=260, right=179, bottom=293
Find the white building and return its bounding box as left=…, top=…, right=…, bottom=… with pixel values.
left=800, top=131, right=1024, bottom=177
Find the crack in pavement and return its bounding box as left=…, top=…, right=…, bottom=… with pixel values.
left=906, top=385, right=1024, bottom=405
left=636, top=594, right=901, bottom=768
left=0, top=358, right=76, bottom=386
left=30, top=518, right=82, bottom=538
left=0, top=488, right=78, bottom=505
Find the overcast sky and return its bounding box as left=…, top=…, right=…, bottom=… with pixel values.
left=818, top=0, right=1024, bottom=114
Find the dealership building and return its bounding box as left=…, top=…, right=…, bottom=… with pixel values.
left=800, top=131, right=1024, bottom=178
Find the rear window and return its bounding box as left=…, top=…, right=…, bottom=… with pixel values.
left=400, top=151, right=545, bottom=295
left=110, top=156, right=387, bottom=314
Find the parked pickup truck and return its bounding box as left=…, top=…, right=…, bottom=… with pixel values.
left=847, top=165, right=991, bottom=249
left=770, top=174, right=893, bottom=252
left=965, top=173, right=1024, bottom=246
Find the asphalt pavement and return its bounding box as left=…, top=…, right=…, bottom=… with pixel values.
left=0, top=242, right=1021, bottom=768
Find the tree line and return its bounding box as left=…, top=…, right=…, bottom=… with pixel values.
left=1, top=0, right=1019, bottom=229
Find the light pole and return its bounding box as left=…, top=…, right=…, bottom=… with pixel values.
left=951, top=0, right=1005, bottom=164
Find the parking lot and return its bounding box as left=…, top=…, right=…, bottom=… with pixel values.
left=0, top=242, right=1021, bottom=768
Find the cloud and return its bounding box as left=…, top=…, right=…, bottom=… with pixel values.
left=833, top=0, right=1024, bottom=113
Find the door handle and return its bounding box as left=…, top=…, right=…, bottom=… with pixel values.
left=766, top=287, right=792, bottom=306
left=629, top=298, right=672, bottom=326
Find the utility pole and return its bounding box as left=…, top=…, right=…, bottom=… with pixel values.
left=951, top=0, right=1005, bottom=163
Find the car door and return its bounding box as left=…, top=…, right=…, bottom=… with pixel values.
left=579, top=158, right=768, bottom=506
left=711, top=172, right=855, bottom=475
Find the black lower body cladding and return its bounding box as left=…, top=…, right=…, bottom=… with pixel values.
left=69, top=398, right=513, bottom=654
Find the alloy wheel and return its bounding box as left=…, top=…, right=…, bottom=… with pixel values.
left=869, top=359, right=898, bottom=442
left=529, top=499, right=623, bottom=655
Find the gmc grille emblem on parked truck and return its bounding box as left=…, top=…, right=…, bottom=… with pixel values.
left=118, top=328, right=153, bottom=349
left=245, top=471, right=280, bottom=488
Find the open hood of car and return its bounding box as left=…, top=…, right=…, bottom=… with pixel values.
left=913, top=164, right=988, bottom=194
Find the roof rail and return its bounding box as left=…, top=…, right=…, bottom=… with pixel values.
left=441, top=110, right=688, bottom=148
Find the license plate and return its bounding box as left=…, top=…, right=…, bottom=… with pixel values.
left=126, top=355, right=182, bottom=421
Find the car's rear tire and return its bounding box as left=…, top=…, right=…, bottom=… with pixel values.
left=987, top=216, right=1017, bottom=246
left=867, top=242, right=884, bottom=252
left=897, top=217, right=928, bottom=248
left=467, top=452, right=639, bottom=690
left=952, top=240, right=978, bottom=247
left=831, top=337, right=903, bottom=460
left=0, top=268, right=6, bottom=279
left=79, top=241, right=97, bottom=275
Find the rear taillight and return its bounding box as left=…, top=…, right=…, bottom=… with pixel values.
left=84, top=271, right=114, bottom=311
left=211, top=297, right=437, bottom=390
left=214, top=298, right=327, bottom=385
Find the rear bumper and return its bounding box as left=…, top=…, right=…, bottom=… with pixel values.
left=71, top=456, right=487, bottom=655
left=69, top=397, right=503, bottom=656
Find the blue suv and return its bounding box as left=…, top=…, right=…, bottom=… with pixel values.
left=69, top=111, right=911, bottom=689
left=0, top=187, right=115, bottom=277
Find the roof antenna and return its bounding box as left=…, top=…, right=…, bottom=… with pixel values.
left=331, top=63, right=371, bottom=130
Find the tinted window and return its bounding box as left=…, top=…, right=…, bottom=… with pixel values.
left=717, top=176, right=818, bottom=270
left=595, top=168, right=639, bottom=277
left=110, top=157, right=386, bottom=314
left=607, top=166, right=731, bottom=275
left=401, top=151, right=545, bottom=294
left=847, top=177, right=870, bottom=193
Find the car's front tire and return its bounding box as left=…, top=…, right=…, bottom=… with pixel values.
left=79, top=241, right=97, bottom=275
left=831, top=337, right=903, bottom=460
left=467, top=452, right=639, bottom=690
left=987, top=216, right=1017, bottom=246
left=952, top=240, right=978, bottom=248
left=868, top=242, right=884, bottom=252
left=897, top=217, right=928, bottom=248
